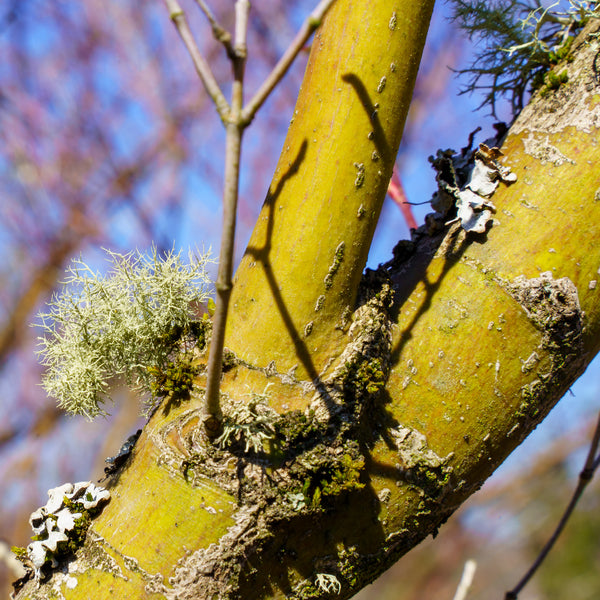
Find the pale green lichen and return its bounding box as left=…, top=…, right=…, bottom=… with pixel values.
left=216, top=385, right=278, bottom=453
left=37, top=247, right=213, bottom=418
left=450, top=0, right=596, bottom=115
left=315, top=572, right=342, bottom=594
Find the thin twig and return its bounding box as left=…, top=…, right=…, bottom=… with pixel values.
left=241, top=0, right=337, bottom=124
left=452, top=560, right=477, bottom=600
left=194, top=0, right=235, bottom=58
left=163, top=0, right=230, bottom=121
left=202, top=0, right=249, bottom=437
left=164, top=0, right=336, bottom=435
left=505, top=410, right=600, bottom=599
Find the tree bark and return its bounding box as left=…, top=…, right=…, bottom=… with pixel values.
left=14, top=8, right=600, bottom=600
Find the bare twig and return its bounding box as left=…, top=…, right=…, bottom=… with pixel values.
left=202, top=0, right=249, bottom=437
left=163, top=0, right=338, bottom=436
left=194, top=0, right=235, bottom=58
left=505, top=409, right=600, bottom=599
left=452, top=560, right=477, bottom=600
left=241, top=0, right=337, bottom=124
left=163, top=0, right=230, bottom=120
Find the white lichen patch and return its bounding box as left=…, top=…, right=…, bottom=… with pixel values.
left=429, top=143, right=517, bottom=234
left=315, top=572, right=342, bottom=594
left=21, top=482, right=110, bottom=581
left=521, top=132, right=575, bottom=166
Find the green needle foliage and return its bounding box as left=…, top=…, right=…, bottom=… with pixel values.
left=37, top=247, right=213, bottom=419
left=450, top=0, right=599, bottom=116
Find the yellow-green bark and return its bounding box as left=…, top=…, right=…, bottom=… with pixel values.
left=225, top=0, right=433, bottom=381
left=14, top=9, right=600, bottom=600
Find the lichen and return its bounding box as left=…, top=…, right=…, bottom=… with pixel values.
left=14, top=482, right=110, bottom=584
left=324, top=242, right=346, bottom=289
left=141, top=271, right=453, bottom=599
left=389, top=425, right=454, bottom=499
left=36, top=247, right=213, bottom=418
left=450, top=0, right=590, bottom=116
left=504, top=271, right=586, bottom=430
left=427, top=142, right=517, bottom=234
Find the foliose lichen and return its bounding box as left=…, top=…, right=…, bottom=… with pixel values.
left=428, top=142, right=517, bottom=234
left=13, top=482, right=110, bottom=583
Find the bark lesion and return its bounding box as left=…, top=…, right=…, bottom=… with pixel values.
left=504, top=271, right=587, bottom=431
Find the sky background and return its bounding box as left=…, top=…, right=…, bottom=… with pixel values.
left=0, top=1, right=598, bottom=597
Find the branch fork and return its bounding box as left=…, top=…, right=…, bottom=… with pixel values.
left=163, top=0, right=337, bottom=436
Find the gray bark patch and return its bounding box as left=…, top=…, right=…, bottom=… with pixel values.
left=506, top=271, right=583, bottom=350
left=504, top=272, right=586, bottom=432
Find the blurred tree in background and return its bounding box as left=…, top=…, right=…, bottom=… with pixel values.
left=0, top=1, right=598, bottom=598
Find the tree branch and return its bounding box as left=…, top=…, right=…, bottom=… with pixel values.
left=163, top=0, right=230, bottom=121
left=194, top=0, right=235, bottom=59
left=241, top=0, right=337, bottom=124
left=202, top=0, right=249, bottom=437
left=505, top=410, right=600, bottom=599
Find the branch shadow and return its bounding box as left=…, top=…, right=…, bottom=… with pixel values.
left=341, top=73, right=392, bottom=163
left=243, top=139, right=327, bottom=389
left=365, top=226, right=491, bottom=482
left=232, top=73, right=493, bottom=596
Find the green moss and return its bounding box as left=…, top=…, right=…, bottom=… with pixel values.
left=11, top=546, right=28, bottom=561
left=288, top=441, right=366, bottom=511
left=539, top=68, right=569, bottom=97
left=356, top=360, right=386, bottom=395
left=147, top=356, right=199, bottom=402
left=67, top=512, right=92, bottom=554
left=275, top=410, right=324, bottom=451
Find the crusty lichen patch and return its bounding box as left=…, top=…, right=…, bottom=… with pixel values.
left=503, top=271, right=586, bottom=431
left=510, top=19, right=600, bottom=136
left=505, top=271, right=584, bottom=349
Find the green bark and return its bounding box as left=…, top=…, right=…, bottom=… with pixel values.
left=225, top=0, right=433, bottom=381
left=14, top=9, right=600, bottom=600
